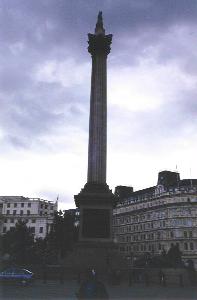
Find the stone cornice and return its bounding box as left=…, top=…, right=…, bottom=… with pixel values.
left=113, top=201, right=197, bottom=216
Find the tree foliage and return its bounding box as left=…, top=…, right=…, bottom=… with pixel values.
left=46, top=210, right=79, bottom=261
left=2, top=220, right=34, bottom=265
left=133, top=244, right=183, bottom=268
left=1, top=210, right=79, bottom=265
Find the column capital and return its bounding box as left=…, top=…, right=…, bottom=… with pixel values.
left=88, top=33, right=112, bottom=56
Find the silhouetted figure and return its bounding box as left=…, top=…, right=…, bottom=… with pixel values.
left=76, top=269, right=109, bottom=299
left=158, top=269, right=166, bottom=287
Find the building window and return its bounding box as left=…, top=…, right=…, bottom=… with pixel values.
left=184, top=243, right=188, bottom=250
left=10, top=218, right=14, bottom=223
left=27, top=210, right=30, bottom=216
left=3, top=227, right=6, bottom=233
left=20, top=210, right=23, bottom=216
left=30, top=227, right=35, bottom=233
left=28, top=203, right=31, bottom=207
left=4, top=219, right=7, bottom=223
left=7, top=203, right=10, bottom=208
left=39, top=227, right=43, bottom=233
left=189, top=231, right=193, bottom=238
left=32, top=219, right=36, bottom=223
left=13, top=210, right=16, bottom=215
left=45, top=205, right=48, bottom=209
left=170, top=231, right=174, bottom=238
left=190, top=242, right=194, bottom=251
left=184, top=231, right=187, bottom=238
left=40, top=211, right=42, bottom=216
left=14, top=203, right=17, bottom=208
left=21, top=203, right=24, bottom=207
left=6, top=210, right=10, bottom=215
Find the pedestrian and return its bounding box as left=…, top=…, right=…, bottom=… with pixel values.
left=76, top=268, right=109, bottom=299
left=158, top=269, right=166, bottom=287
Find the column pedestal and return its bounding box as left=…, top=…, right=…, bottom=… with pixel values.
left=75, top=183, right=117, bottom=243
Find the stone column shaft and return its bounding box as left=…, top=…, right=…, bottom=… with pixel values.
left=87, top=54, right=107, bottom=184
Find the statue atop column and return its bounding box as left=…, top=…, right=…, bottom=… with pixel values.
left=95, top=11, right=105, bottom=35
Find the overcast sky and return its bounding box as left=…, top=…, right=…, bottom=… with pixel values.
left=1, top=0, right=197, bottom=209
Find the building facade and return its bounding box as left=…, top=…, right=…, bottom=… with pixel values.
left=113, top=171, right=197, bottom=267
left=0, top=196, right=58, bottom=239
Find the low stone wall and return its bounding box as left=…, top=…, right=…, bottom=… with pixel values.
left=126, top=267, right=196, bottom=287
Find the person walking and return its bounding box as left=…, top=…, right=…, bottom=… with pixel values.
left=76, top=269, right=109, bottom=299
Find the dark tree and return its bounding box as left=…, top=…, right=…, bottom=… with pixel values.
left=1, top=210, right=79, bottom=266
left=167, top=243, right=182, bottom=267
left=46, top=210, right=79, bottom=261
left=2, top=220, right=34, bottom=265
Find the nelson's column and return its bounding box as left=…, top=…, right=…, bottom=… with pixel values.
left=74, top=12, right=117, bottom=262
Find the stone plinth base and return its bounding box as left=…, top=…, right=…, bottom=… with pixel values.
left=62, top=242, right=127, bottom=275
left=74, top=183, right=117, bottom=242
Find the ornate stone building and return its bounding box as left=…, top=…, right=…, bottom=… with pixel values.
left=113, top=171, right=197, bottom=267
left=0, top=196, right=57, bottom=239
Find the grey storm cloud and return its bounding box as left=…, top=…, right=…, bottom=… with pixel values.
left=0, top=78, right=87, bottom=151
left=109, top=91, right=197, bottom=156
left=1, top=0, right=197, bottom=206
left=0, top=0, right=197, bottom=152
left=1, top=0, right=197, bottom=51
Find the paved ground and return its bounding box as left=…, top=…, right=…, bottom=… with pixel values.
left=1, top=280, right=197, bottom=299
